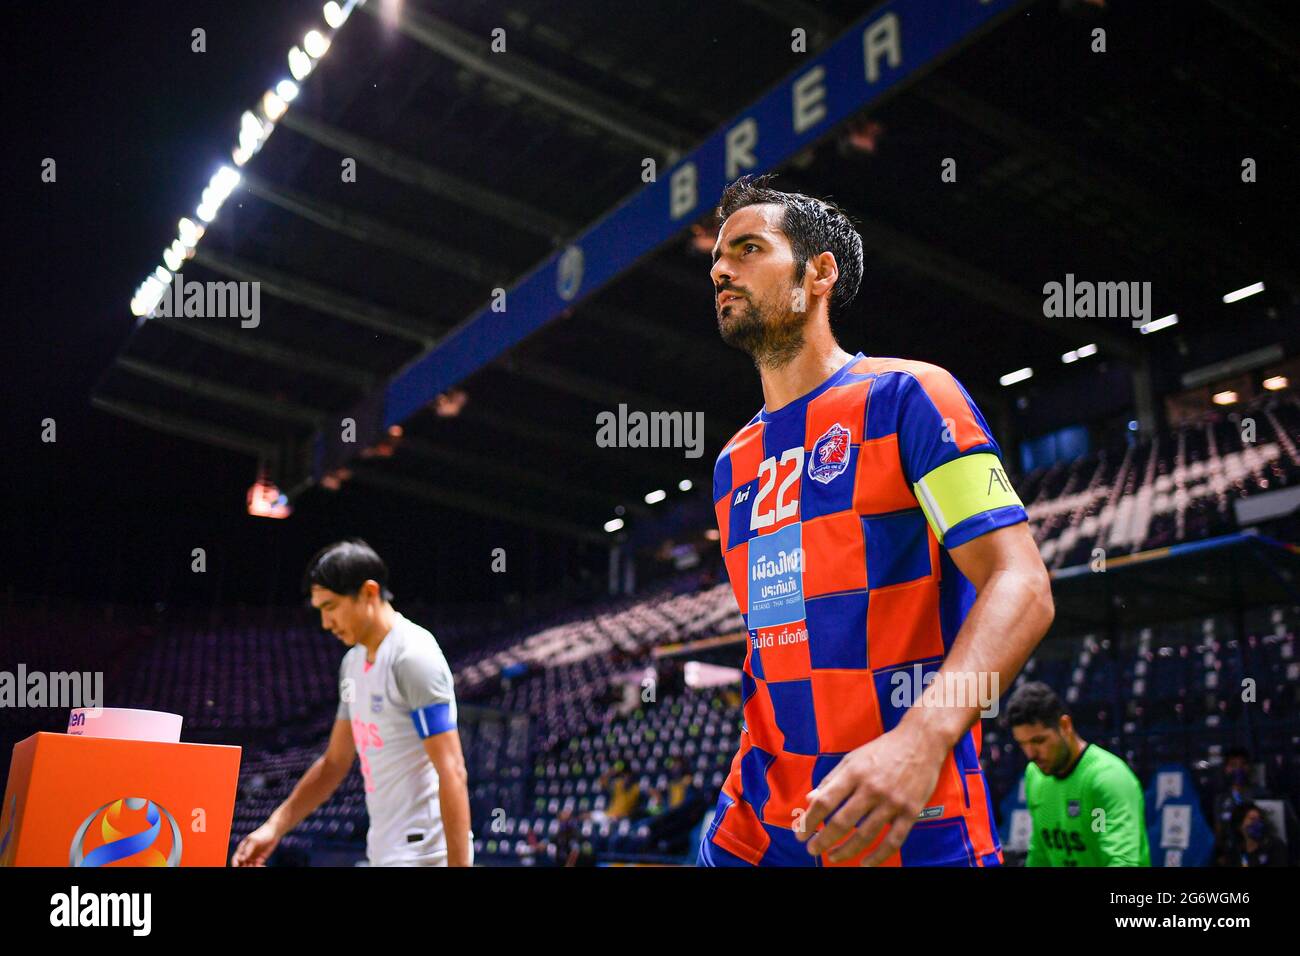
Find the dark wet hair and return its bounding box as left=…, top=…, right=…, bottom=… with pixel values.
left=716, top=173, right=864, bottom=321
left=303, top=538, right=393, bottom=601
left=1006, top=681, right=1067, bottom=729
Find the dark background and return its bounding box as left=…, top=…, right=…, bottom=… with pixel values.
left=4, top=0, right=1297, bottom=617
left=2, top=1, right=611, bottom=615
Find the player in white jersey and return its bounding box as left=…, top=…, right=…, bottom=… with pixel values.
left=232, top=539, right=473, bottom=867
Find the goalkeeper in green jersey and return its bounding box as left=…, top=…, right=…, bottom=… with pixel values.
left=1008, top=682, right=1150, bottom=867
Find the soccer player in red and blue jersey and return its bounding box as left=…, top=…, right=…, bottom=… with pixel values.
left=700, top=175, right=1055, bottom=867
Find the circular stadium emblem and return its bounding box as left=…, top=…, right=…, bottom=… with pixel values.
left=70, top=797, right=183, bottom=867
left=556, top=245, right=584, bottom=302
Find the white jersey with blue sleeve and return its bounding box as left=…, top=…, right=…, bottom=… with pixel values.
left=335, top=612, right=471, bottom=866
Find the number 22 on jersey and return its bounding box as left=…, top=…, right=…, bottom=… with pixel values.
left=750, top=448, right=804, bottom=530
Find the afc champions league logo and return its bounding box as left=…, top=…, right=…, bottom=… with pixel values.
left=70, top=797, right=183, bottom=867
left=808, top=422, right=851, bottom=485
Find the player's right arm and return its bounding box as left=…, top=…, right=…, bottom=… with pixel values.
left=231, top=718, right=356, bottom=866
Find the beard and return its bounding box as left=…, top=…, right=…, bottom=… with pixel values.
left=717, top=287, right=809, bottom=369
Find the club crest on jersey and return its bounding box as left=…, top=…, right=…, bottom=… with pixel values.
left=1067, top=799, right=1081, bottom=818
left=370, top=693, right=384, bottom=714
left=808, top=423, right=851, bottom=485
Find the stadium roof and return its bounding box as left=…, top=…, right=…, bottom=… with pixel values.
left=93, top=0, right=1300, bottom=552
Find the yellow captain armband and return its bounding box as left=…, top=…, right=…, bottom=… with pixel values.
left=912, top=453, right=1023, bottom=544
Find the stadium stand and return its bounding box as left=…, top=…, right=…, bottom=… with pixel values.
left=5, top=407, right=1297, bottom=866
left=1025, top=393, right=1300, bottom=568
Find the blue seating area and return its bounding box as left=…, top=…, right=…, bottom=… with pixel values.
left=1025, top=393, right=1300, bottom=569
left=120, top=623, right=340, bottom=732
left=213, top=584, right=1298, bottom=865
left=471, top=686, right=738, bottom=864
left=219, top=577, right=744, bottom=864
left=5, top=393, right=1297, bottom=867
left=984, top=604, right=1300, bottom=821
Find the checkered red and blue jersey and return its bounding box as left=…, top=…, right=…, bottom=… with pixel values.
left=703, top=353, right=1027, bottom=867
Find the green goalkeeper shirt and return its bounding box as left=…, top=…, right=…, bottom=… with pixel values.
left=1024, top=743, right=1150, bottom=867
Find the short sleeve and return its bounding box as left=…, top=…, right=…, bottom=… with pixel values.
left=1091, top=766, right=1148, bottom=867
left=893, top=366, right=1027, bottom=549
left=394, top=636, right=457, bottom=738
left=336, top=658, right=351, bottom=721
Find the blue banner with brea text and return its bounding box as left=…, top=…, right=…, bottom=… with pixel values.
left=314, top=0, right=1031, bottom=475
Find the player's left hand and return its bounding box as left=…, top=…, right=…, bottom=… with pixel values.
left=796, top=722, right=948, bottom=865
